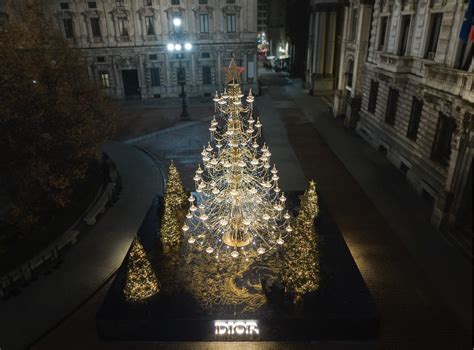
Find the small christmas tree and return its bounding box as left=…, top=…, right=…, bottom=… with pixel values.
left=160, top=161, right=187, bottom=248
left=123, top=238, right=159, bottom=302
left=165, top=161, right=188, bottom=210
left=282, top=181, right=320, bottom=301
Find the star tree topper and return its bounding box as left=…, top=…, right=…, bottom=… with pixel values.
left=224, top=58, right=245, bottom=84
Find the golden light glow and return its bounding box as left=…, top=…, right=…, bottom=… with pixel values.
left=123, top=238, right=159, bottom=302
left=183, top=63, right=290, bottom=259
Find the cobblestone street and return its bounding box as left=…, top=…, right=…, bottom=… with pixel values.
left=30, top=73, right=471, bottom=350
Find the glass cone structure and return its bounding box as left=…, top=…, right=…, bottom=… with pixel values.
left=182, top=59, right=292, bottom=260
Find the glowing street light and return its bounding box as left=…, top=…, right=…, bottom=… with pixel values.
left=173, top=17, right=182, bottom=27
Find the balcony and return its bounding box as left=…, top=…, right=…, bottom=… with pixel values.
left=423, top=64, right=474, bottom=103
left=376, top=53, right=414, bottom=74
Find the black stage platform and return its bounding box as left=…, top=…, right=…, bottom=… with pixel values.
left=97, top=193, right=380, bottom=341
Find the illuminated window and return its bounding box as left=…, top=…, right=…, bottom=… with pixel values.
left=100, top=71, right=110, bottom=88
left=227, top=14, right=236, bottom=33
left=118, top=17, right=129, bottom=37
left=200, top=14, right=209, bottom=33
left=146, top=16, right=155, bottom=35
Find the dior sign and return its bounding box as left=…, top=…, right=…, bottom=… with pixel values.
left=214, top=320, right=259, bottom=336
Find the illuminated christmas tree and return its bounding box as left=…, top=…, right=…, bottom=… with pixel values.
left=160, top=161, right=187, bottom=248
left=123, top=238, right=159, bottom=302
left=282, top=181, right=320, bottom=300
left=165, top=160, right=188, bottom=210
left=181, top=59, right=292, bottom=259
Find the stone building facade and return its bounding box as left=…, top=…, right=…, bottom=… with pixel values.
left=355, top=0, right=473, bottom=254
left=306, top=0, right=345, bottom=93
left=334, top=0, right=373, bottom=128
left=50, top=0, right=258, bottom=99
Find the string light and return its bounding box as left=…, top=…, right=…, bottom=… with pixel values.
left=183, top=59, right=290, bottom=259
left=123, top=238, right=159, bottom=302
left=160, top=161, right=188, bottom=248
left=281, top=181, right=320, bottom=300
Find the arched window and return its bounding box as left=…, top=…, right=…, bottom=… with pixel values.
left=346, top=59, right=354, bottom=90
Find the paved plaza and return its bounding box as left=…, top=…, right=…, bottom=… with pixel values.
left=1, top=72, right=470, bottom=350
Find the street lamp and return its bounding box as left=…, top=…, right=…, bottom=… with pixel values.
left=167, top=17, right=192, bottom=120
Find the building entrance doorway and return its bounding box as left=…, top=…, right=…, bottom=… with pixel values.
left=122, top=69, right=140, bottom=100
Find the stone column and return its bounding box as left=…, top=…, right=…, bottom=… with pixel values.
left=316, top=11, right=327, bottom=76
left=325, top=11, right=337, bottom=76
left=306, top=12, right=315, bottom=78
left=165, top=52, right=171, bottom=95
left=217, top=52, right=223, bottom=90
left=138, top=54, right=145, bottom=98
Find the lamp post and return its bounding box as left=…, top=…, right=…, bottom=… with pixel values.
left=167, top=17, right=192, bottom=120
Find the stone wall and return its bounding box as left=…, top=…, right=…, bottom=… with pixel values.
left=357, top=0, right=473, bottom=240
left=48, top=0, right=258, bottom=99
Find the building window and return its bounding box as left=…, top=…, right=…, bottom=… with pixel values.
left=63, top=18, right=74, bottom=38
left=407, top=97, right=423, bottom=141
left=425, top=13, right=442, bottom=60
left=149, top=54, right=158, bottom=60
left=456, top=40, right=474, bottom=71
left=199, top=0, right=208, bottom=4
left=151, top=68, right=161, bottom=86
left=177, top=67, right=186, bottom=84
left=117, top=17, right=129, bottom=37
left=385, top=88, right=399, bottom=125
left=227, top=14, right=237, bottom=33
left=60, top=3, right=69, bottom=10
left=202, top=52, right=210, bottom=59
left=100, top=71, right=110, bottom=88
left=144, top=0, right=152, bottom=6
left=368, top=80, right=378, bottom=113
left=88, top=2, right=97, bottom=9
left=146, top=16, right=155, bottom=35
left=431, top=113, right=455, bottom=167
left=115, top=0, right=125, bottom=6
left=346, top=60, right=354, bottom=89
left=202, top=66, right=212, bottom=85
left=398, top=15, right=411, bottom=56
left=378, top=16, right=388, bottom=51
left=171, top=0, right=180, bottom=5
left=90, top=18, right=101, bottom=38
left=227, top=0, right=236, bottom=3
left=97, top=56, right=105, bottom=62
left=199, top=13, right=209, bottom=33
left=350, top=8, right=358, bottom=42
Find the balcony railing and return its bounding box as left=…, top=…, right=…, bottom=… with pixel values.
left=423, top=64, right=474, bottom=103
left=376, top=53, right=414, bottom=74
